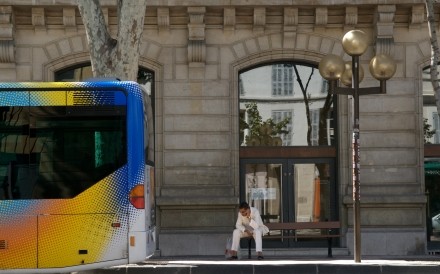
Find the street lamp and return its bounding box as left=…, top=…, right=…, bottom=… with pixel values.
left=318, top=30, right=396, bottom=263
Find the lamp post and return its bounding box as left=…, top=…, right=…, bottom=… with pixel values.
left=318, top=30, right=396, bottom=263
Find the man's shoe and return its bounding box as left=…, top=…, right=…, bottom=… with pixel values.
left=227, top=256, right=238, bottom=260
left=257, top=255, right=264, bottom=260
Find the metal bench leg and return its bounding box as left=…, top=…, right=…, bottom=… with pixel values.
left=327, top=237, right=333, bottom=258
left=248, top=238, right=252, bottom=259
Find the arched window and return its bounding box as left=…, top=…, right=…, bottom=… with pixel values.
left=54, top=63, right=155, bottom=159
left=239, top=62, right=338, bottom=249
left=54, top=63, right=155, bottom=117
left=422, top=65, right=440, bottom=245
left=54, top=63, right=154, bottom=98
left=239, top=62, right=335, bottom=147
left=423, top=66, right=440, bottom=145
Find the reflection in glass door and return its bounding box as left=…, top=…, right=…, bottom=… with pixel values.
left=293, top=163, right=332, bottom=223
left=244, top=163, right=282, bottom=223
left=240, top=159, right=336, bottom=247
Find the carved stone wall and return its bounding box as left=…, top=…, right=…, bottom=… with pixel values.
left=2, top=1, right=434, bottom=257
left=0, top=6, right=14, bottom=63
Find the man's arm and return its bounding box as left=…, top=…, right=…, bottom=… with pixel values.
left=235, top=213, right=246, bottom=232
left=253, top=208, right=265, bottom=227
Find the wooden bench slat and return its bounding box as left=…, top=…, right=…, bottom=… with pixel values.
left=244, top=221, right=341, bottom=259
left=265, top=221, right=340, bottom=230
left=263, top=234, right=341, bottom=239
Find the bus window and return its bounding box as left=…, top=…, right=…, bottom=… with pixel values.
left=0, top=105, right=33, bottom=199
left=0, top=100, right=127, bottom=199
left=32, top=106, right=126, bottom=199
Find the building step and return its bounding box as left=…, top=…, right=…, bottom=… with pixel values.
left=238, top=247, right=350, bottom=258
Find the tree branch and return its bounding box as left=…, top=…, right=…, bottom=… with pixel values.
left=425, top=0, right=440, bottom=115
left=293, top=65, right=313, bottom=146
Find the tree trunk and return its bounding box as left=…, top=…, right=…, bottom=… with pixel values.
left=318, top=92, right=334, bottom=145
left=425, top=0, right=440, bottom=115
left=77, top=0, right=147, bottom=80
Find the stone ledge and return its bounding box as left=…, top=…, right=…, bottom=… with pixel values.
left=157, top=196, right=239, bottom=207
left=342, top=194, right=427, bottom=205
left=4, top=0, right=427, bottom=6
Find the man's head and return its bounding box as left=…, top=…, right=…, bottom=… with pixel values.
left=239, top=201, right=250, bottom=217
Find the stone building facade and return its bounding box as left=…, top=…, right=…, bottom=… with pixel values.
left=0, top=0, right=436, bottom=257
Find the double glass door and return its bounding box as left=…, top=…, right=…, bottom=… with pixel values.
left=240, top=158, right=337, bottom=247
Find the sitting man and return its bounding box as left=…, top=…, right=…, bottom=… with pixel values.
left=228, top=201, right=269, bottom=260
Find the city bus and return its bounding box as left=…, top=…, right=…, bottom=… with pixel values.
left=0, top=81, right=155, bottom=273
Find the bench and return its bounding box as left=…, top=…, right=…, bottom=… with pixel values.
left=244, top=221, right=341, bottom=259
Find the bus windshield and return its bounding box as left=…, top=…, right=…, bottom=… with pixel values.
left=0, top=104, right=127, bottom=200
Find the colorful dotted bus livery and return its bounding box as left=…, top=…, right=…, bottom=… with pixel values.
left=0, top=81, right=155, bottom=273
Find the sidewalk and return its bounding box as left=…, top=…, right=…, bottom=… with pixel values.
left=83, top=254, right=440, bottom=274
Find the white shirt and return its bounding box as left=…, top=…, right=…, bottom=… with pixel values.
left=235, top=206, right=269, bottom=235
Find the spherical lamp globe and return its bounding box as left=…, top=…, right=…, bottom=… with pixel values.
left=318, top=54, right=345, bottom=81
left=342, top=30, right=369, bottom=56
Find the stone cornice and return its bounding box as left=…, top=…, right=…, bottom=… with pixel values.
left=0, top=5, right=14, bottom=63
left=374, top=4, right=396, bottom=56
left=11, top=4, right=428, bottom=30
left=187, top=6, right=206, bottom=65
left=0, top=0, right=428, bottom=6
left=157, top=7, right=169, bottom=32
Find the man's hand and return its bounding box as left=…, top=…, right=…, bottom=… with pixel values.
left=244, top=230, right=253, bottom=237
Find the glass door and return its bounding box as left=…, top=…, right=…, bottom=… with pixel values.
left=292, top=161, right=334, bottom=223
left=240, top=158, right=336, bottom=248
